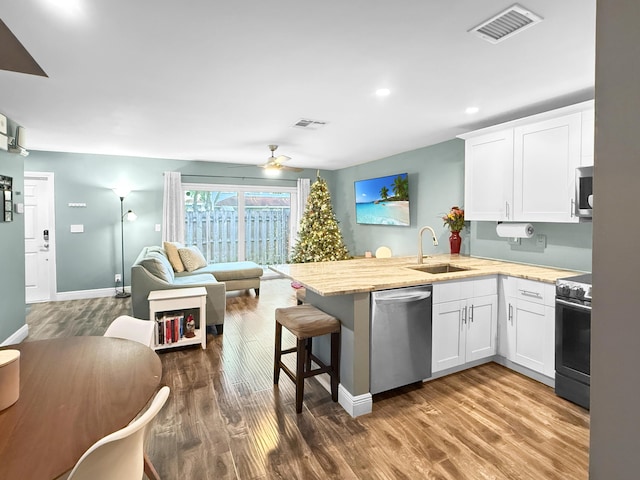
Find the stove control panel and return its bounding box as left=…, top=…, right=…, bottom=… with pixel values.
left=556, top=280, right=592, bottom=302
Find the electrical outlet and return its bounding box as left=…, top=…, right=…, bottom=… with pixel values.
left=536, top=234, right=547, bottom=248
left=115, top=274, right=122, bottom=283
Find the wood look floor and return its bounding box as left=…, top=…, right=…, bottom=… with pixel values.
left=26, top=278, right=590, bottom=480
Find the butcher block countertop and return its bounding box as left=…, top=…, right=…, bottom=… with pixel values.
left=270, top=254, right=581, bottom=296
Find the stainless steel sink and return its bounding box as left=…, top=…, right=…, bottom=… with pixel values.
left=408, top=264, right=471, bottom=274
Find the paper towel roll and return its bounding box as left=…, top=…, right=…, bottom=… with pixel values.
left=496, top=223, right=534, bottom=238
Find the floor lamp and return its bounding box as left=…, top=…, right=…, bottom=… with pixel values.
left=113, top=188, right=137, bottom=298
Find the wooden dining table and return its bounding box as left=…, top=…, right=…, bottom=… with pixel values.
left=0, top=336, right=162, bottom=479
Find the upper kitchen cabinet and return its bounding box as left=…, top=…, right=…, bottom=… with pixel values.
left=580, top=108, right=595, bottom=167
left=459, top=101, right=594, bottom=223
left=464, top=129, right=514, bottom=221
left=513, top=112, right=582, bottom=223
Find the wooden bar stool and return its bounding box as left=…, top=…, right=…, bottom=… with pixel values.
left=296, top=288, right=306, bottom=305
left=274, top=305, right=340, bottom=413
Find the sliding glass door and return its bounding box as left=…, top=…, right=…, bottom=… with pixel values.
left=184, top=184, right=296, bottom=266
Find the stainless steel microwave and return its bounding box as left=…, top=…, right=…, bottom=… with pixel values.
left=575, top=166, right=593, bottom=218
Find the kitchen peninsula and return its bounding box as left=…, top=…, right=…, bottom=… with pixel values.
left=272, top=254, right=579, bottom=417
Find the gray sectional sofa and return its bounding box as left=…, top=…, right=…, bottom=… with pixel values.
left=131, top=246, right=263, bottom=333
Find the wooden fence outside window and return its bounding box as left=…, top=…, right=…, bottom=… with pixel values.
left=185, top=207, right=291, bottom=265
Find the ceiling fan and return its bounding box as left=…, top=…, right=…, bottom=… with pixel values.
left=260, top=145, right=303, bottom=172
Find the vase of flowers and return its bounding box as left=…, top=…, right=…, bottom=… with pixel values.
left=442, top=206, right=464, bottom=254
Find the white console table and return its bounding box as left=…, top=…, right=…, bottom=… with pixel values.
left=148, top=287, right=207, bottom=351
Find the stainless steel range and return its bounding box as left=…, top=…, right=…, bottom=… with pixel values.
left=555, top=273, right=591, bottom=409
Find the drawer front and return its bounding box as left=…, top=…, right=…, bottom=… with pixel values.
left=433, top=280, right=464, bottom=304
left=433, top=276, right=497, bottom=304
left=473, top=275, right=497, bottom=297
left=515, top=278, right=548, bottom=305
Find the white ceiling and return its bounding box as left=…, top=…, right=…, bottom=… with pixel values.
left=0, top=0, right=596, bottom=170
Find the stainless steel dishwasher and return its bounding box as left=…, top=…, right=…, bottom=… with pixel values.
left=370, top=284, right=432, bottom=394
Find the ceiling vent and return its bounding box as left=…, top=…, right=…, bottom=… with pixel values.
left=470, top=4, right=543, bottom=44
left=291, top=118, right=327, bottom=130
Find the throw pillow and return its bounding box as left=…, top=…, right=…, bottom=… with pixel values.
left=178, top=246, right=207, bottom=272
left=140, top=252, right=175, bottom=283
left=163, top=241, right=185, bottom=272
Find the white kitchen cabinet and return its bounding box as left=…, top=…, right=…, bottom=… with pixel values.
left=460, top=101, right=593, bottom=223
left=513, top=112, right=582, bottom=223
left=432, top=277, right=498, bottom=373
left=463, top=129, right=514, bottom=221
left=432, top=300, right=466, bottom=371
left=581, top=108, right=595, bottom=166
left=499, top=276, right=555, bottom=378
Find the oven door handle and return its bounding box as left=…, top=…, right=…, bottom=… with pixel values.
left=556, top=298, right=592, bottom=312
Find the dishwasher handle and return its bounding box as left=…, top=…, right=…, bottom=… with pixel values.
left=374, top=291, right=432, bottom=305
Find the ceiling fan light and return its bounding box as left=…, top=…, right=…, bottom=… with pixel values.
left=264, top=166, right=281, bottom=176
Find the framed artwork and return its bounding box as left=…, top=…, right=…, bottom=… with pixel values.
left=1, top=174, right=12, bottom=222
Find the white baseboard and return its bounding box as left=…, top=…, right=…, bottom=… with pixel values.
left=55, top=286, right=129, bottom=302
left=338, top=384, right=372, bottom=417
left=314, top=374, right=372, bottom=418
left=1, top=324, right=29, bottom=346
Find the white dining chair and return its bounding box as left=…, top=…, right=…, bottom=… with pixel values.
left=65, top=386, right=170, bottom=480
left=104, top=315, right=155, bottom=348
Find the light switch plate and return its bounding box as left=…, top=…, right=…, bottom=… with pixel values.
left=155, top=224, right=161, bottom=232
left=536, top=234, right=547, bottom=248
left=70, top=224, right=84, bottom=233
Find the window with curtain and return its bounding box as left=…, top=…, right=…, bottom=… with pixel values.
left=183, top=184, right=298, bottom=267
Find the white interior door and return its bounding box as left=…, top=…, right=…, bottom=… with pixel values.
left=24, top=173, right=56, bottom=303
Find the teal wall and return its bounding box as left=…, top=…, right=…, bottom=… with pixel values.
left=330, top=139, right=466, bottom=257
left=0, top=118, right=26, bottom=342
left=470, top=221, right=592, bottom=272
left=25, top=150, right=322, bottom=293
left=330, top=138, right=592, bottom=272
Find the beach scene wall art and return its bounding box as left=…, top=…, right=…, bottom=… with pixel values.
left=354, top=173, right=410, bottom=226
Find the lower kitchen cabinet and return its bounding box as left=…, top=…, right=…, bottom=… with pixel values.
left=499, top=276, right=555, bottom=378
left=432, top=277, right=498, bottom=373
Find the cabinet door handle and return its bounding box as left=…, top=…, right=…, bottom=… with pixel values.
left=470, top=304, right=474, bottom=322
left=505, top=201, right=510, bottom=219
left=462, top=305, right=467, bottom=324
left=508, top=303, right=513, bottom=324
left=570, top=198, right=575, bottom=217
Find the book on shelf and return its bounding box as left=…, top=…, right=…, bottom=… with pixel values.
left=154, top=313, right=186, bottom=346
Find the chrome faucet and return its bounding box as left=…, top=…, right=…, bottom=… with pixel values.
left=417, top=226, right=438, bottom=264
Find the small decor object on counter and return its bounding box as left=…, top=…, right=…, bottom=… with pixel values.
left=442, top=206, right=464, bottom=254
left=449, top=230, right=462, bottom=254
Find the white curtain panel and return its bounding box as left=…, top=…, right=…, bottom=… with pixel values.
left=289, top=177, right=311, bottom=253
left=162, top=171, right=185, bottom=243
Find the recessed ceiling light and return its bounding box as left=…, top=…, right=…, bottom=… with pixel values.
left=46, top=0, right=82, bottom=16
left=465, top=107, right=480, bottom=115
left=375, top=88, right=391, bottom=97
